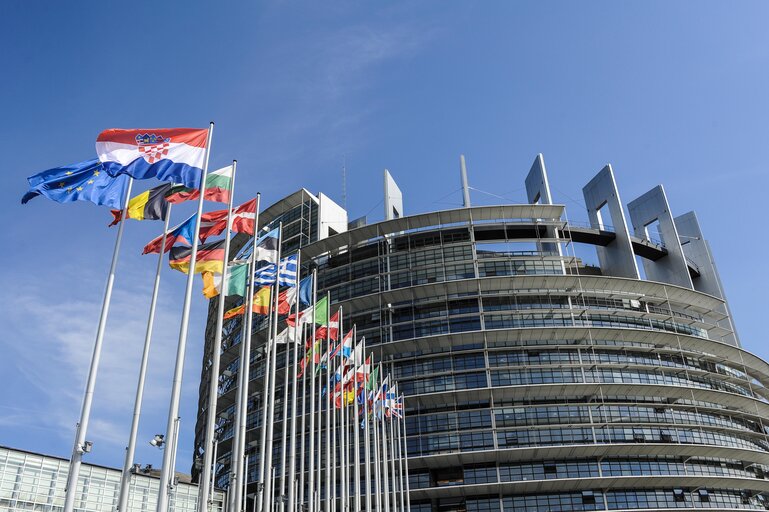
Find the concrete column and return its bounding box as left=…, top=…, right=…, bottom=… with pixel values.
left=627, top=185, right=693, bottom=289
left=384, top=169, right=404, bottom=220
left=582, top=165, right=640, bottom=279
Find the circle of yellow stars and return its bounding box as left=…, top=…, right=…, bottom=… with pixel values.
left=58, top=170, right=100, bottom=194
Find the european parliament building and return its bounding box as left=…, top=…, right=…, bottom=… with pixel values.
left=193, top=155, right=769, bottom=511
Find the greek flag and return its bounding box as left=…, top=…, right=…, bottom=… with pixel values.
left=253, top=264, right=277, bottom=286
left=278, top=254, right=298, bottom=287
left=253, top=255, right=297, bottom=287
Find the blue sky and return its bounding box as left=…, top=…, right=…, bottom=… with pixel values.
left=1, top=1, right=768, bottom=474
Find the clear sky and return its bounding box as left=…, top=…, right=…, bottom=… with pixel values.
left=1, top=1, right=768, bottom=474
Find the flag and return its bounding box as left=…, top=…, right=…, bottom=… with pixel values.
left=287, top=296, right=328, bottom=327
left=198, top=198, right=257, bottom=242
left=277, top=287, right=298, bottom=315
left=21, top=158, right=128, bottom=209
left=165, top=165, right=233, bottom=204
left=97, top=128, right=208, bottom=189
left=252, top=228, right=279, bottom=264
left=169, top=240, right=225, bottom=274
left=278, top=254, right=297, bottom=287
left=222, top=286, right=271, bottom=319
left=201, top=263, right=248, bottom=299
left=330, top=329, right=353, bottom=359
left=142, top=214, right=196, bottom=254
left=275, top=326, right=301, bottom=344
left=109, top=182, right=171, bottom=226
left=252, top=286, right=272, bottom=314
left=366, top=364, right=379, bottom=392
left=253, top=264, right=277, bottom=286
left=314, top=310, right=339, bottom=341
left=298, top=275, right=313, bottom=305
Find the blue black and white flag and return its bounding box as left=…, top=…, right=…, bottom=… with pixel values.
left=252, top=228, right=279, bottom=264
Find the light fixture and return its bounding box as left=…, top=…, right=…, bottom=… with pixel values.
left=149, top=434, right=165, bottom=448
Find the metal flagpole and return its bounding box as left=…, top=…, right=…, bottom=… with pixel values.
left=156, top=122, right=215, bottom=512
left=362, top=341, right=371, bottom=512
left=307, top=270, right=317, bottom=512
left=243, top=454, right=250, bottom=512
left=324, top=293, right=332, bottom=512
left=229, top=301, right=249, bottom=512
left=117, top=199, right=171, bottom=512
left=380, top=397, right=390, bottom=512
left=401, top=395, right=411, bottom=512
left=197, top=164, right=244, bottom=512
left=352, top=326, right=361, bottom=512
left=278, top=293, right=291, bottom=511
left=235, top=193, right=265, bottom=512
left=287, top=251, right=302, bottom=512
left=315, top=324, right=323, bottom=512
left=298, top=321, right=308, bottom=511
left=156, top=125, right=214, bottom=512
left=210, top=436, right=219, bottom=500
left=331, top=343, right=337, bottom=512
left=372, top=369, right=382, bottom=512
left=387, top=399, right=397, bottom=512
left=395, top=395, right=405, bottom=512
left=262, top=225, right=283, bottom=512
left=338, top=309, right=345, bottom=512
left=63, top=176, right=133, bottom=512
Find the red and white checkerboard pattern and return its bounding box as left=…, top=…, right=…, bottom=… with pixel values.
left=138, top=142, right=170, bottom=164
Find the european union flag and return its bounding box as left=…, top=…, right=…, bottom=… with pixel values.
left=21, top=158, right=129, bottom=209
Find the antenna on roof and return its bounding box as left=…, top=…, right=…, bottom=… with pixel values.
left=341, top=154, right=347, bottom=210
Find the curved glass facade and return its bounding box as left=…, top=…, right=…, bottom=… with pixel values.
left=194, top=196, right=766, bottom=511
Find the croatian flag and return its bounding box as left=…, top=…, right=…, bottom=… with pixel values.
left=96, top=128, right=208, bottom=189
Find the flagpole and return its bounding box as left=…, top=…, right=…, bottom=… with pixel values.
left=387, top=395, right=397, bottom=512
left=401, top=395, right=411, bottom=512
left=117, top=199, right=172, bottom=512
left=156, top=121, right=214, bottom=512
left=262, top=224, right=283, bottom=512
left=197, top=162, right=243, bottom=512
left=286, top=251, right=302, bottom=512
left=278, top=288, right=291, bottom=511
left=315, top=329, right=323, bottom=512
left=372, top=367, right=382, bottom=512
left=381, top=392, right=390, bottom=512
left=352, top=326, right=361, bottom=512
left=338, top=308, right=346, bottom=512
left=307, top=270, right=317, bottom=512
left=256, top=294, right=273, bottom=512
left=229, top=294, right=250, bottom=512
left=395, top=394, right=405, bottom=512
left=232, top=196, right=263, bottom=512
left=362, top=340, right=371, bottom=512
left=297, top=320, right=308, bottom=512
left=62, top=176, right=133, bottom=512
left=324, top=293, right=332, bottom=512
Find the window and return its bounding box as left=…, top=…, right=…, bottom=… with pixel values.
left=581, top=490, right=596, bottom=504
left=673, top=488, right=685, bottom=502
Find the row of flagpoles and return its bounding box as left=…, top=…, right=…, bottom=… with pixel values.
left=21, top=123, right=410, bottom=512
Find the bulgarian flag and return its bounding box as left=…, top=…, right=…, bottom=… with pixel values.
left=166, top=165, right=233, bottom=204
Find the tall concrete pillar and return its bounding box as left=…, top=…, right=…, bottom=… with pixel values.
left=582, top=165, right=640, bottom=279
left=383, top=169, right=403, bottom=220
left=627, top=185, right=693, bottom=289
left=524, top=154, right=562, bottom=258
left=675, top=211, right=739, bottom=346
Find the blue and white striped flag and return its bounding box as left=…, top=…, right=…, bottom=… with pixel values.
left=253, top=263, right=277, bottom=286
left=278, top=254, right=298, bottom=287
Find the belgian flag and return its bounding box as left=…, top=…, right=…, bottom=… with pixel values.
left=109, top=182, right=172, bottom=226
left=169, top=239, right=225, bottom=274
